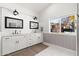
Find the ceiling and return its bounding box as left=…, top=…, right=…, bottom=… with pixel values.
left=18, top=3, right=52, bottom=14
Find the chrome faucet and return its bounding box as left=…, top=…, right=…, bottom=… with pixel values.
left=15, top=30, right=17, bottom=34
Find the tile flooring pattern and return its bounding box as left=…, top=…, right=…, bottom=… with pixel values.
left=5, top=43, right=48, bottom=56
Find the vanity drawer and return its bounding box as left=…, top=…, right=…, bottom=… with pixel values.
left=2, top=36, right=12, bottom=40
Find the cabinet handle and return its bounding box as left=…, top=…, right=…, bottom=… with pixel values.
left=5, top=38, right=10, bottom=40
left=16, top=41, right=19, bottom=43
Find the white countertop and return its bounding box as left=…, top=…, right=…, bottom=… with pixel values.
left=1, top=32, right=42, bottom=37
left=44, top=32, right=77, bottom=36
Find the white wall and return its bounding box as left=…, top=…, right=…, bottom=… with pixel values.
left=0, top=32, right=1, bottom=55
left=0, top=3, right=38, bottom=16
left=39, top=3, right=77, bottom=32
left=0, top=14, right=1, bottom=55
left=0, top=4, right=39, bottom=36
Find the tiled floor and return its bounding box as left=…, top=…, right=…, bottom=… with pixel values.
left=35, top=42, right=76, bottom=56
left=5, top=43, right=48, bottom=56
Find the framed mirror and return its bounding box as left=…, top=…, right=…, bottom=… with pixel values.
left=5, top=17, right=23, bottom=29
left=29, top=21, right=39, bottom=29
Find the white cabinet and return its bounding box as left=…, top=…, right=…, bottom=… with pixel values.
left=2, top=36, right=15, bottom=55
left=29, top=33, right=43, bottom=45
left=15, top=36, right=26, bottom=50
left=2, top=35, right=26, bottom=55
left=24, top=34, right=33, bottom=46
left=11, top=36, right=26, bottom=51
left=35, top=33, right=43, bottom=43
left=2, top=33, right=43, bottom=55
left=26, top=35, right=32, bottom=46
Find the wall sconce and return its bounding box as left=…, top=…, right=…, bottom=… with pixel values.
left=13, top=9, right=19, bottom=16
left=40, top=27, right=43, bottom=32
left=33, top=16, right=37, bottom=20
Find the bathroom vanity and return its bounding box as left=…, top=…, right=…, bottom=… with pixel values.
left=1, top=33, right=43, bottom=55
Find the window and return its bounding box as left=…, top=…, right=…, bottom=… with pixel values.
left=49, top=15, right=77, bottom=33
left=49, top=18, right=61, bottom=32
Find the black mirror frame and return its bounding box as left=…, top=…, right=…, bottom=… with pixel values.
left=5, top=16, right=23, bottom=29
left=29, top=21, right=39, bottom=29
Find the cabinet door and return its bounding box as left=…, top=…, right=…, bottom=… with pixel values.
left=30, top=33, right=43, bottom=45
left=25, top=34, right=32, bottom=47
left=2, top=36, right=15, bottom=55
left=18, top=36, right=27, bottom=50
left=12, top=36, right=27, bottom=51
left=36, top=36, right=41, bottom=43
left=30, top=34, right=37, bottom=45
left=12, top=36, right=19, bottom=51
left=37, top=34, right=43, bottom=43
